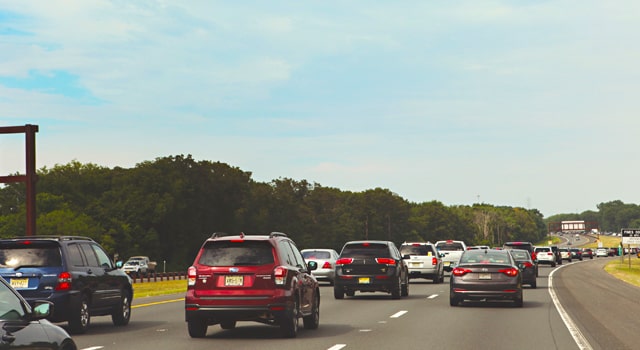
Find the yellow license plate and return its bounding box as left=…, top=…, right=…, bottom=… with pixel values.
left=224, top=275, right=244, bottom=286
left=358, top=277, right=370, bottom=284
left=443, top=262, right=450, bottom=266
left=10, top=278, right=28, bottom=289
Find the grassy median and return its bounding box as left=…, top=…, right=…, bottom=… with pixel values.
left=133, top=279, right=187, bottom=298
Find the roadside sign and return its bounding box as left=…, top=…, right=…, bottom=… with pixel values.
left=621, top=228, right=640, bottom=245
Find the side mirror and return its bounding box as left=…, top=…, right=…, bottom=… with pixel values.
left=402, top=254, right=411, bottom=260
left=307, top=260, right=318, bottom=271
left=116, top=261, right=123, bottom=268
left=31, top=301, right=53, bottom=320
left=439, top=253, right=445, bottom=258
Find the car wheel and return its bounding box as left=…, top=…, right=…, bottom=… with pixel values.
left=220, top=320, right=236, bottom=329
left=391, top=276, right=401, bottom=299
left=111, top=290, right=132, bottom=326
left=188, top=319, right=208, bottom=338
left=514, top=296, right=524, bottom=307
left=280, top=298, right=299, bottom=338
left=303, top=292, right=320, bottom=330
left=401, top=276, right=409, bottom=297
left=68, top=294, right=91, bottom=334
left=449, top=294, right=460, bottom=306
left=551, top=262, right=556, bottom=267
left=531, top=279, right=537, bottom=289
left=334, top=286, right=344, bottom=299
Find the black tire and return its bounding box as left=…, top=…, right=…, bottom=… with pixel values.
left=391, top=276, right=401, bottom=299
left=334, top=286, right=344, bottom=299
left=68, top=294, right=90, bottom=334
left=303, top=293, right=320, bottom=330
left=220, top=320, right=236, bottom=329
left=551, top=262, right=556, bottom=267
left=401, top=276, right=409, bottom=297
left=111, top=291, right=131, bottom=326
left=187, top=319, right=207, bottom=338
left=449, top=294, right=460, bottom=306
left=280, top=299, right=299, bottom=338
left=514, top=296, right=524, bottom=307
left=531, top=279, right=537, bottom=289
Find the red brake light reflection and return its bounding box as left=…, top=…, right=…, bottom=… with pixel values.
left=336, top=258, right=353, bottom=265
left=452, top=267, right=471, bottom=276
left=322, top=261, right=332, bottom=269
left=499, top=267, right=519, bottom=277
left=375, top=258, right=396, bottom=265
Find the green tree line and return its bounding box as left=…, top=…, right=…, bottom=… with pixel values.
left=1, top=155, right=554, bottom=271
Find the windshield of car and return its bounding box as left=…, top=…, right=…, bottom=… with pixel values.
left=534, top=247, right=551, bottom=252
left=302, top=251, right=331, bottom=259
left=460, top=251, right=510, bottom=264
left=435, top=242, right=464, bottom=251
left=0, top=243, right=62, bottom=269
left=198, top=241, right=275, bottom=266
left=0, top=282, right=26, bottom=320
left=400, top=245, right=434, bottom=256
left=341, top=243, right=390, bottom=258
left=510, top=250, right=530, bottom=260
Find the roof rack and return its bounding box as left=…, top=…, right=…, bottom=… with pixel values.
left=3, top=235, right=94, bottom=242
left=210, top=232, right=227, bottom=239
left=269, top=232, right=288, bottom=238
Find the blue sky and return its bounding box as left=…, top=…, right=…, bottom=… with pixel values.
left=1, top=1, right=639, bottom=217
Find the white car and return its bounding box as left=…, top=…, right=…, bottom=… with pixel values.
left=595, top=248, right=608, bottom=257
left=301, top=248, right=339, bottom=285
left=400, top=242, right=444, bottom=283
left=534, top=246, right=557, bottom=267
left=435, top=240, right=467, bottom=272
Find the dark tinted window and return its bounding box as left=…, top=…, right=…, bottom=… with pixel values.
left=302, top=251, right=331, bottom=259
left=435, top=242, right=465, bottom=251
left=460, top=250, right=510, bottom=264
left=92, top=244, right=113, bottom=268
left=503, top=242, right=534, bottom=253
left=340, top=243, right=391, bottom=258
left=400, top=245, right=435, bottom=256
left=0, top=242, right=62, bottom=268
left=198, top=241, right=275, bottom=266
left=534, top=247, right=551, bottom=253
left=510, top=250, right=530, bottom=260
left=80, top=243, right=100, bottom=267
left=67, top=243, right=85, bottom=266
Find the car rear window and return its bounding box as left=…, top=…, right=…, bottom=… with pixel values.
left=341, top=243, right=390, bottom=258
left=460, top=251, right=510, bottom=264
left=435, top=242, right=464, bottom=251
left=534, top=247, right=551, bottom=252
left=302, top=251, right=331, bottom=259
left=503, top=242, right=534, bottom=252
left=0, top=242, right=62, bottom=268
left=198, top=241, right=275, bottom=266
left=400, top=245, right=434, bottom=256
left=510, top=250, right=530, bottom=260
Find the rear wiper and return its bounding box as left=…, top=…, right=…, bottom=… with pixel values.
left=12, top=265, right=42, bottom=270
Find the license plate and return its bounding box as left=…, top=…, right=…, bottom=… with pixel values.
left=411, top=262, right=421, bottom=267
left=443, top=262, right=450, bottom=266
left=224, top=275, right=244, bottom=286
left=479, top=273, right=491, bottom=280
left=10, top=278, right=28, bottom=289
left=358, top=277, right=370, bottom=284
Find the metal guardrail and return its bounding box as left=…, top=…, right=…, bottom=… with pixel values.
left=129, top=271, right=187, bottom=283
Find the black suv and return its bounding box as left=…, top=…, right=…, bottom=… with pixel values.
left=0, top=236, right=133, bottom=334
left=334, top=240, right=409, bottom=299
left=185, top=232, right=320, bottom=338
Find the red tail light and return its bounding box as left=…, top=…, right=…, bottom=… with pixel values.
left=336, top=258, right=354, bottom=265
left=452, top=267, right=471, bottom=276
left=55, top=272, right=72, bottom=291
left=432, top=257, right=438, bottom=266
left=522, top=262, right=533, bottom=268
left=375, top=258, right=397, bottom=265
left=187, top=266, right=196, bottom=286
left=499, top=267, right=519, bottom=277
left=322, top=261, right=332, bottom=269
left=274, top=266, right=287, bottom=285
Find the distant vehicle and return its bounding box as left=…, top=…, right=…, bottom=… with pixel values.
left=502, top=241, right=537, bottom=262
left=559, top=247, right=572, bottom=262
left=569, top=248, right=583, bottom=261
left=534, top=246, right=556, bottom=267
left=509, top=249, right=537, bottom=288
left=334, top=240, right=409, bottom=299
left=450, top=248, right=523, bottom=307
left=581, top=248, right=594, bottom=259
left=400, top=242, right=444, bottom=283
left=121, top=259, right=148, bottom=277
left=467, top=245, right=490, bottom=250
left=301, top=248, right=339, bottom=285
left=435, top=240, right=467, bottom=272
left=595, top=248, right=608, bottom=257
left=127, top=256, right=157, bottom=274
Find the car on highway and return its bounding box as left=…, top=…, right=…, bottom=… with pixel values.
left=581, top=248, right=594, bottom=259
left=400, top=242, right=444, bottom=283
left=0, top=275, right=78, bottom=350
left=0, top=236, right=133, bottom=334
left=550, top=245, right=562, bottom=265
left=569, top=248, right=583, bottom=261
left=301, top=248, right=339, bottom=285
left=503, top=241, right=537, bottom=262
left=595, top=248, right=609, bottom=257
left=508, top=249, right=537, bottom=288
left=334, top=240, right=409, bottom=299
left=435, top=240, right=467, bottom=272
left=185, top=232, right=320, bottom=338
left=534, top=246, right=556, bottom=267
left=449, top=248, right=523, bottom=307
left=559, top=247, right=573, bottom=262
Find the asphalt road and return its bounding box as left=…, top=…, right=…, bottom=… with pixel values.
left=67, top=260, right=640, bottom=350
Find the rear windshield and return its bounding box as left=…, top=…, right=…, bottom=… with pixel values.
left=460, top=251, right=510, bottom=264
left=400, top=245, right=434, bottom=256
left=0, top=242, right=62, bottom=268
left=435, top=242, right=465, bottom=251
left=534, top=247, right=551, bottom=252
left=510, top=250, right=530, bottom=260
left=341, top=243, right=390, bottom=258
left=302, top=251, right=331, bottom=259
left=503, top=243, right=533, bottom=252
left=198, top=241, right=275, bottom=266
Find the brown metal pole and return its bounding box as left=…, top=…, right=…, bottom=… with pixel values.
left=25, top=124, right=38, bottom=236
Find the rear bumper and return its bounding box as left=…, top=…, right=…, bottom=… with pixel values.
left=334, top=275, right=398, bottom=293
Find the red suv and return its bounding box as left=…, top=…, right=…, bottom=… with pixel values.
left=185, top=232, right=320, bottom=338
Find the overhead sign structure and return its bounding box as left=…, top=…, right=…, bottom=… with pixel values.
left=621, top=228, right=640, bottom=245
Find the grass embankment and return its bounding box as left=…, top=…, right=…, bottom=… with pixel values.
left=133, top=279, right=187, bottom=298
left=535, top=235, right=562, bottom=246
left=605, top=257, right=640, bottom=287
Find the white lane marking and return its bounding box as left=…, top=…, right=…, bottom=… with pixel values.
left=359, top=329, right=372, bottom=332
left=328, top=344, right=347, bottom=350
left=81, top=347, right=104, bottom=350
left=548, top=263, right=593, bottom=350
left=427, top=294, right=439, bottom=299
left=390, top=310, right=408, bottom=318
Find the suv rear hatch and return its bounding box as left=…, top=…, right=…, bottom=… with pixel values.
left=338, top=243, right=395, bottom=275
left=0, top=240, right=64, bottom=299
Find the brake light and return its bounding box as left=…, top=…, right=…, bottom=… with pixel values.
left=55, top=272, right=72, bottom=291
left=375, top=258, right=397, bottom=265
left=187, top=266, right=196, bottom=286
left=336, top=258, right=353, bottom=265
left=499, top=267, right=519, bottom=277
left=432, top=257, right=438, bottom=266
left=322, top=261, right=332, bottom=269
left=452, top=267, right=471, bottom=276
left=274, top=266, right=287, bottom=285
left=522, top=262, right=533, bottom=268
